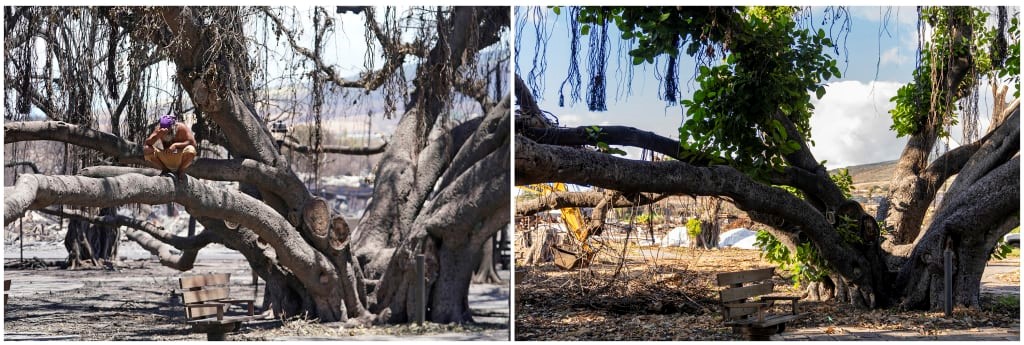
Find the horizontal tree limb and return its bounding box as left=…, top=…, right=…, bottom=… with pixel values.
left=4, top=173, right=341, bottom=302
left=280, top=138, right=387, bottom=155
left=515, top=136, right=877, bottom=287
left=35, top=207, right=218, bottom=271
left=516, top=190, right=668, bottom=216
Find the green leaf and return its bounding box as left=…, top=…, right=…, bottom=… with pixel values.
left=581, top=24, right=590, bottom=36
left=786, top=140, right=802, bottom=151
left=815, top=86, right=826, bottom=99
left=693, top=90, right=705, bottom=102
left=551, top=6, right=560, bottom=15
left=659, top=12, right=671, bottom=22
left=830, top=66, right=842, bottom=78
left=632, top=55, right=643, bottom=65
left=686, top=43, right=700, bottom=56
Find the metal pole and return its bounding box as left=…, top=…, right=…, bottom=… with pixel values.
left=20, top=217, right=24, bottom=263
left=416, top=254, right=425, bottom=326
left=943, top=240, right=953, bottom=317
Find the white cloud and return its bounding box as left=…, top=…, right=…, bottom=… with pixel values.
left=809, top=80, right=908, bottom=168
left=849, top=6, right=917, bottom=26
left=880, top=47, right=910, bottom=66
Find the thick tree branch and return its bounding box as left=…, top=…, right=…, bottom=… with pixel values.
left=437, top=95, right=510, bottom=191
left=453, top=73, right=496, bottom=113
left=514, top=74, right=552, bottom=129
left=4, top=120, right=310, bottom=203
left=5, top=161, right=40, bottom=174
left=3, top=173, right=343, bottom=315
left=520, top=125, right=682, bottom=159
left=516, top=191, right=667, bottom=216
left=516, top=136, right=883, bottom=295
left=35, top=207, right=217, bottom=271
left=5, top=120, right=146, bottom=165
left=280, top=137, right=387, bottom=155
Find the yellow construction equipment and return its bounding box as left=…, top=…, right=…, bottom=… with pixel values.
left=518, top=183, right=595, bottom=269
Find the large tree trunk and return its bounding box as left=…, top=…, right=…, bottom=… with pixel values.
left=473, top=237, right=503, bottom=284
left=63, top=207, right=120, bottom=268
left=896, top=110, right=1019, bottom=310
left=883, top=12, right=978, bottom=244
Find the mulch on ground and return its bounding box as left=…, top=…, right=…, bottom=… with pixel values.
left=514, top=247, right=1020, bottom=341
left=3, top=259, right=505, bottom=340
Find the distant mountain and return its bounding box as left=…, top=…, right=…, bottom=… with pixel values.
left=830, top=160, right=898, bottom=192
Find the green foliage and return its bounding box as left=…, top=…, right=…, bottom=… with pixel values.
left=889, top=7, right=1015, bottom=137
left=830, top=168, right=854, bottom=199
left=570, top=7, right=841, bottom=177
left=584, top=126, right=628, bottom=155
left=754, top=230, right=829, bottom=288
left=835, top=215, right=863, bottom=245
left=635, top=212, right=663, bottom=224
left=686, top=218, right=702, bottom=239
left=997, top=17, right=1020, bottom=98
left=990, top=240, right=1015, bottom=260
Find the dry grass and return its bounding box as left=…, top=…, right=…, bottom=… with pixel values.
left=515, top=245, right=1020, bottom=341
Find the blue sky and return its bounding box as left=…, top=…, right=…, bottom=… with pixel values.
left=514, top=6, right=1008, bottom=169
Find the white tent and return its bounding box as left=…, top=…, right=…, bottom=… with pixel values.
left=658, top=227, right=691, bottom=247
left=718, top=228, right=758, bottom=250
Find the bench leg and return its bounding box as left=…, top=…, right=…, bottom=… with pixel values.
left=207, top=331, right=226, bottom=341
left=736, top=325, right=777, bottom=341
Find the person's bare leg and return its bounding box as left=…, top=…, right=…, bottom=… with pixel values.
left=177, top=146, right=196, bottom=180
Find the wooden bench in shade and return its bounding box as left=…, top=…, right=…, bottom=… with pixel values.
left=180, top=273, right=260, bottom=340
left=716, top=267, right=807, bottom=340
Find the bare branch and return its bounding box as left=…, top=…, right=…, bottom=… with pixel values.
left=257, top=6, right=424, bottom=92
left=5, top=161, right=41, bottom=174
left=35, top=207, right=217, bottom=271
left=516, top=191, right=668, bottom=216
left=280, top=137, right=387, bottom=155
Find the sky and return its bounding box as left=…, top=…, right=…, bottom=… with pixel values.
left=514, top=6, right=1011, bottom=169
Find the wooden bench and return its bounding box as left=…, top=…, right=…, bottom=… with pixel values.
left=716, top=268, right=807, bottom=340
left=180, top=273, right=260, bottom=340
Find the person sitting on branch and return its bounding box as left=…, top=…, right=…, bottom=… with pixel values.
left=143, top=114, right=197, bottom=181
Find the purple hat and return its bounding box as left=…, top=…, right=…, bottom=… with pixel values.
left=159, top=115, right=176, bottom=129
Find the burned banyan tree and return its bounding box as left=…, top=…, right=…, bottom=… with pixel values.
left=4, top=6, right=510, bottom=324
left=515, top=6, right=1018, bottom=311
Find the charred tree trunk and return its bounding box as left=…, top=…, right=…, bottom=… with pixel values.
left=521, top=226, right=558, bottom=265
left=473, top=237, right=502, bottom=284
left=63, top=207, right=120, bottom=268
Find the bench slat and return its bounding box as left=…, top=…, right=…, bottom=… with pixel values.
left=725, top=312, right=808, bottom=328
left=183, top=287, right=231, bottom=304
left=180, top=273, right=231, bottom=289
left=186, top=304, right=225, bottom=320
left=720, top=282, right=774, bottom=302
left=188, top=314, right=262, bottom=325
left=716, top=268, right=774, bottom=286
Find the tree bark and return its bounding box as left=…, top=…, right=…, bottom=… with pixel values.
left=473, top=237, right=503, bottom=284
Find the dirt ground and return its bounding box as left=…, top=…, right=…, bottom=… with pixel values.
left=514, top=246, right=1021, bottom=341
left=2, top=256, right=509, bottom=340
